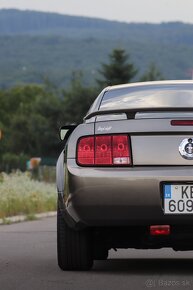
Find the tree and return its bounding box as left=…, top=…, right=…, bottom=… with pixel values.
left=62, top=72, right=97, bottom=124
left=0, top=84, right=65, bottom=171
left=139, top=63, right=164, bottom=82
left=97, top=48, right=138, bottom=88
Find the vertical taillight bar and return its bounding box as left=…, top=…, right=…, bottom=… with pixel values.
left=112, top=135, right=130, bottom=165
left=95, top=136, right=112, bottom=165
left=77, top=136, right=94, bottom=165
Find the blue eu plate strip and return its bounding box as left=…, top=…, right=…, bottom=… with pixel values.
left=164, top=185, right=171, bottom=199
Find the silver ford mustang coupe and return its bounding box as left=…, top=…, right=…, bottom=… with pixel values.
left=57, top=80, right=193, bottom=271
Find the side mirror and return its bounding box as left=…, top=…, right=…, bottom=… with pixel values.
left=59, top=125, right=77, bottom=141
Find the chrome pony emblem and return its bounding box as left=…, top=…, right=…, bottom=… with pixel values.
left=179, top=138, right=193, bottom=160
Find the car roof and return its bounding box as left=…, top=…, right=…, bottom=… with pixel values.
left=106, top=80, right=193, bottom=91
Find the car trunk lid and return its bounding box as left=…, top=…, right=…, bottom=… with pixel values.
left=94, top=114, right=193, bottom=166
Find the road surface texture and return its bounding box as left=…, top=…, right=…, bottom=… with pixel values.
left=0, top=217, right=193, bottom=290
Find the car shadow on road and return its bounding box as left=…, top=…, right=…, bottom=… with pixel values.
left=93, top=258, right=193, bottom=275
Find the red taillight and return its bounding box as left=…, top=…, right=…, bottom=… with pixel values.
left=113, top=135, right=130, bottom=165
left=171, top=120, right=193, bottom=126
left=150, top=225, right=170, bottom=236
left=95, top=136, right=112, bottom=165
left=77, top=135, right=131, bottom=166
left=77, top=136, right=94, bottom=165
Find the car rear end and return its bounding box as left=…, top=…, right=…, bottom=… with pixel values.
left=66, top=116, right=193, bottom=219
left=57, top=81, right=193, bottom=271
left=65, top=82, right=193, bottom=226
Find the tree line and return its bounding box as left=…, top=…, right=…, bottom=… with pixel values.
left=0, top=48, right=163, bottom=171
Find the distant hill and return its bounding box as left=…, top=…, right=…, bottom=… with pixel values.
left=1, top=9, right=193, bottom=44
left=0, top=9, right=193, bottom=88
left=0, top=9, right=124, bottom=36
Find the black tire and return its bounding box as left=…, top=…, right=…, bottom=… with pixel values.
left=57, top=205, right=93, bottom=271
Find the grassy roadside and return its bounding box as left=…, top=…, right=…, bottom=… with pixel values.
left=0, top=171, right=56, bottom=219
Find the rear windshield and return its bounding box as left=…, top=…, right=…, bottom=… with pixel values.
left=99, top=84, right=193, bottom=111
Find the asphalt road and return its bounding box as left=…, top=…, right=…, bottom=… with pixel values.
left=1, top=217, right=193, bottom=290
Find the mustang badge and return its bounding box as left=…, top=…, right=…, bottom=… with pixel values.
left=179, top=138, right=193, bottom=160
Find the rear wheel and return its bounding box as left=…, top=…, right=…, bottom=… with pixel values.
left=57, top=205, right=93, bottom=271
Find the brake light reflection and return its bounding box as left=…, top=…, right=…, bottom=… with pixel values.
left=150, top=225, right=170, bottom=236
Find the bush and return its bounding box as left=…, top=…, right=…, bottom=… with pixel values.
left=1, top=152, right=29, bottom=172
left=0, top=171, right=56, bottom=218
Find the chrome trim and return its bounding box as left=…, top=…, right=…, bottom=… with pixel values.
left=179, top=138, right=193, bottom=160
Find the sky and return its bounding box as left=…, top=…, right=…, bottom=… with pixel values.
left=0, top=0, right=193, bottom=23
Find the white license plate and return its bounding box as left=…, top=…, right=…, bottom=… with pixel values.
left=164, top=184, right=193, bottom=214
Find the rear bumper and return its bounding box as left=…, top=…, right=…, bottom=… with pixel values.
left=65, top=159, right=193, bottom=228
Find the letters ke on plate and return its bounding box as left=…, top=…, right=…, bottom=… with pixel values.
left=164, top=184, right=193, bottom=214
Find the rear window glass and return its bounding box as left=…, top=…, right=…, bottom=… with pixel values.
left=99, top=84, right=193, bottom=111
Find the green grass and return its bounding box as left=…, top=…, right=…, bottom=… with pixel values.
left=0, top=171, right=56, bottom=218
